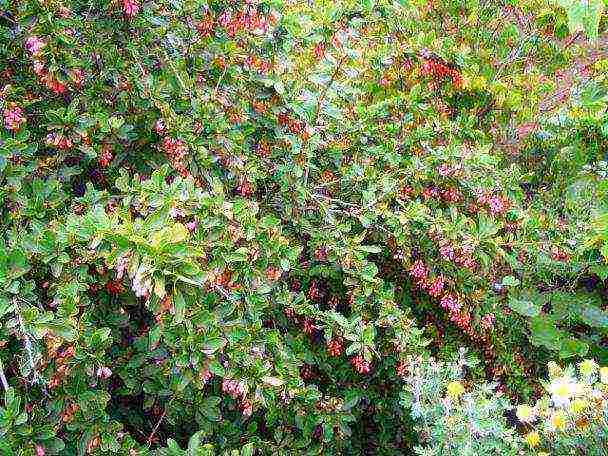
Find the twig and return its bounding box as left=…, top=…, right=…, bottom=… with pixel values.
left=13, top=298, right=40, bottom=384
left=0, top=359, right=9, bottom=392
left=313, top=55, right=348, bottom=126
left=146, top=407, right=167, bottom=447
left=213, top=65, right=228, bottom=98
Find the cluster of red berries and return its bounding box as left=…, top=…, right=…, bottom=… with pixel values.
left=3, top=103, right=26, bottom=131
left=350, top=354, right=371, bottom=374
left=420, top=57, right=462, bottom=89
left=302, top=317, right=316, bottom=336
left=277, top=111, right=308, bottom=140
left=161, top=136, right=190, bottom=178
left=396, top=360, right=408, bottom=378
left=299, top=363, right=315, bottom=380
left=307, top=281, right=322, bottom=302
left=98, top=144, right=113, bottom=168
left=326, top=338, right=343, bottom=357
left=106, top=280, right=124, bottom=295
left=551, top=246, right=570, bottom=262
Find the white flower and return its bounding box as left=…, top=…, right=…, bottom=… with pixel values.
left=547, top=376, right=577, bottom=407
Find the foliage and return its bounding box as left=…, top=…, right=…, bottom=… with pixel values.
left=1, top=0, right=608, bottom=453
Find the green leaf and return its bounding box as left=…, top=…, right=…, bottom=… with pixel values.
left=529, top=316, right=563, bottom=351
left=559, top=337, right=589, bottom=358
left=208, top=360, right=225, bottom=377
left=241, top=443, right=255, bottom=456
left=362, top=326, right=375, bottom=344
left=576, top=302, right=608, bottom=328
left=508, top=295, right=541, bottom=317
left=501, top=275, right=520, bottom=287
left=558, top=0, right=604, bottom=41
left=200, top=397, right=221, bottom=422
left=358, top=245, right=382, bottom=254
left=173, top=290, right=186, bottom=324
left=202, top=337, right=226, bottom=355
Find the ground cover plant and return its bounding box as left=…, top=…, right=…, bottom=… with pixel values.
left=1, top=0, right=608, bottom=454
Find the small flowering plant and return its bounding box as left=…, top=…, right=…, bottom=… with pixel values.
left=514, top=359, right=608, bottom=454
left=401, top=355, right=608, bottom=455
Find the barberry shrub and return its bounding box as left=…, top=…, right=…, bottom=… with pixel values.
left=0, top=0, right=607, bottom=454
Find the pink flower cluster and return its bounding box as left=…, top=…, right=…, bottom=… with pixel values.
left=217, top=7, right=272, bottom=38
left=408, top=260, right=469, bottom=328
left=3, top=104, right=26, bottom=131
left=25, top=36, right=45, bottom=56
left=45, top=133, right=73, bottom=150
left=222, top=378, right=252, bottom=416
left=480, top=313, right=495, bottom=330
left=476, top=190, right=511, bottom=216
left=437, top=240, right=477, bottom=271
left=408, top=258, right=497, bottom=345
left=96, top=366, right=112, bottom=379
left=439, top=293, right=461, bottom=313
left=25, top=36, right=76, bottom=95
left=222, top=378, right=246, bottom=399
left=436, top=163, right=462, bottom=177
left=122, top=0, right=140, bottom=18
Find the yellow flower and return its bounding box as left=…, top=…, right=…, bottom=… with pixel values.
left=548, top=411, right=566, bottom=431
left=525, top=431, right=541, bottom=448
left=579, top=359, right=598, bottom=377
left=537, top=453, right=550, bottom=456
left=600, top=366, right=608, bottom=384
left=569, top=398, right=588, bottom=414
left=446, top=381, right=465, bottom=399
left=516, top=405, right=536, bottom=423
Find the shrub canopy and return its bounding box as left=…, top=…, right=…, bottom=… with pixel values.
left=1, top=0, right=607, bottom=454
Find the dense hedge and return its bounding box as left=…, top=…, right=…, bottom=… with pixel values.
left=1, top=0, right=608, bottom=454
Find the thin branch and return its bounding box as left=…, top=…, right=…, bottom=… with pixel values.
left=146, top=407, right=167, bottom=447
left=0, top=359, right=8, bottom=392
left=313, top=55, right=348, bottom=126
left=13, top=298, right=40, bottom=384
